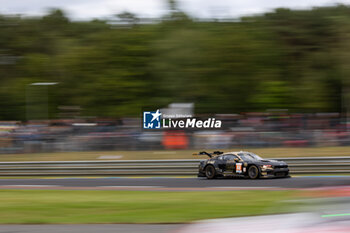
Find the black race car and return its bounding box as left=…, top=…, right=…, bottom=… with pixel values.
left=195, top=151, right=289, bottom=179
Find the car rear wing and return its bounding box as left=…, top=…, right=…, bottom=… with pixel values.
left=192, top=151, right=223, bottom=158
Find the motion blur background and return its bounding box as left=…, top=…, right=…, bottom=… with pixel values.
left=2, top=1, right=350, bottom=232
left=1, top=0, right=350, bottom=153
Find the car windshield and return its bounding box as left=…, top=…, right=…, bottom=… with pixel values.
left=238, top=152, right=263, bottom=161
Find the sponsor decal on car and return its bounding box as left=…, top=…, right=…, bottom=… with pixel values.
left=236, top=163, right=242, bottom=173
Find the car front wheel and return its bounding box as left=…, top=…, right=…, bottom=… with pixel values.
left=248, top=165, right=259, bottom=179
left=205, top=165, right=216, bottom=179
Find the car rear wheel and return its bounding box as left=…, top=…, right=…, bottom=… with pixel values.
left=205, top=165, right=216, bottom=179
left=248, top=165, right=259, bottom=179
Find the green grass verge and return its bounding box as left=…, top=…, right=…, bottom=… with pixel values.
left=0, top=190, right=297, bottom=224
left=0, top=146, right=349, bottom=161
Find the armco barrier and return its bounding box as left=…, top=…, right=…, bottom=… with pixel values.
left=0, top=157, right=349, bottom=176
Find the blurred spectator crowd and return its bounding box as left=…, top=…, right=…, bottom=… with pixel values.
left=0, top=112, right=349, bottom=153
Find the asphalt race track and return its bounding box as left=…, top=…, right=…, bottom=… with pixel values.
left=0, top=176, right=350, bottom=233
left=0, top=176, right=349, bottom=189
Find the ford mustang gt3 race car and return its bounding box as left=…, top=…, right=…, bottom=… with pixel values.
left=195, top=151, right=289, bottom=179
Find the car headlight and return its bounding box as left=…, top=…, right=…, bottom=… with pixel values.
left=261, top=165, right=273, bottom=170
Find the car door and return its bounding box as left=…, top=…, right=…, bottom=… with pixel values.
left=224, top=154, right=238, bottom=173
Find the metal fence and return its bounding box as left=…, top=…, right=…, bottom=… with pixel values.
left=0, top=157, right=350, bottom=176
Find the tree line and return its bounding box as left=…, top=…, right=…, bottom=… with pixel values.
left=1, top=4, right=350, bottom=120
